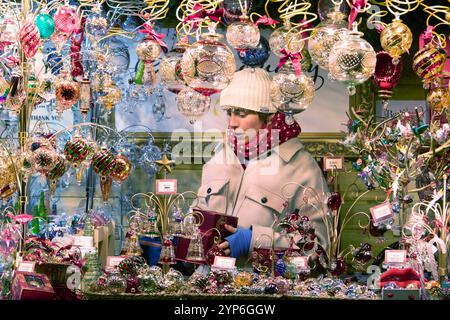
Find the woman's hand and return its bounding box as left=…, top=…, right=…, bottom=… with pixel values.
left=217, top=224, right=237, bottom=256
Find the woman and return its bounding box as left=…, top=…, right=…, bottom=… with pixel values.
left=195, top=68, right=329, bottom=262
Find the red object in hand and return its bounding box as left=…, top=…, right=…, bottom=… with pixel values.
left=380, top=268, right=421, bottom=288
left=205, top=244, right=225, bottom=265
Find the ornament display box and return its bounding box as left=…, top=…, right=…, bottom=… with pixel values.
left=35, top=262, right=71, bottom=287
left=382, top=288, right=421, bottom=300
left=12, top=272, right=55, bottom=300
left=175, top=209, right=238, bottom=262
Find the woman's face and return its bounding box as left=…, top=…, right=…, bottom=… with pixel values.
left=227, top=108, right=265, bottom=142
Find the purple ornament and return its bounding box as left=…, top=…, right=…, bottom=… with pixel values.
left=374, top=51, right=403, bottom=99
left=327, top=192, right=342, bottom=211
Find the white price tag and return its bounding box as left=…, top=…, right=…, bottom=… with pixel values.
left=72, top=236, right=94, bottom=248
left=212, top=256, right=236, bottom=270
left=370, top=202, right=394, bottom=224
left=106, top=256, right=125, bottom=267
left=385, top=250, right=407, bottom=264
left=156, top=179, right=177, bottom=195
left=291, top=256, right=309, bottom=269
left=17, top=261, right=36, bottom=273
left=323, top=156, right=344, bottom=171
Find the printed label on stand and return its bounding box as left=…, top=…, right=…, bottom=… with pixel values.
left=323, top=156, right=344, bottom=171
left=290, top=256, right=309, bottom=270
left=106, top=256, right=126, bottom=267
left=17, top=261, right=36, bottom=273
left=212, top=256, right=236, bottom=270
left=385, top=250, right=407, bottom=264
left=370, top=202, right=394, bottom=224
left=72, top=236, right=94, bottom=247
left=156, top=179, right=177, bottom=195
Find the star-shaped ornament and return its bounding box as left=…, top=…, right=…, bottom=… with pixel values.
left=155, top=153, right=175, bottom=173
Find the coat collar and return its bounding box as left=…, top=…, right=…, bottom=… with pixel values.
left=275, top=138, right=304, bottom=162
left=215, top=137, right=304, bottom=164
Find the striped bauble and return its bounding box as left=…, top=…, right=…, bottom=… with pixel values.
left=64, top=138, right=90, bottom=163
left=48, top=156, right=67, bottom=180
left=92, top=149, right=117, bottom=177
left=412, top=44, right=447, bottom=82
left=20, top=21, right=41, bottom=59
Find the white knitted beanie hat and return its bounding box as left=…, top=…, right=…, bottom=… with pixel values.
left=219, top=68, right=277, bottom=113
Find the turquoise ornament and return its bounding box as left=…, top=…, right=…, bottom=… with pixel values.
left=35, top=13, right=55, bottom=39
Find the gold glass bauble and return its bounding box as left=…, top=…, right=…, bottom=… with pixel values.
left=176, top=87, right=211, bottom=124
left=0, top=158, right=17, bottom=200
left=380, top=19, right=412, bottom=62
left=110, top=154, right=132, bottom=182
left=427, top=86, right=450, bottom=112
left=136, top=37, right=162, bottom=63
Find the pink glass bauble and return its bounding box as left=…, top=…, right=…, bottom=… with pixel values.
left=374, top=51, right=403, bottom=99
left=20, top=21, right=41, bottom=59
left=53, top=6, right=79, bottom=35
left=0, top=18, right=19, bottom=45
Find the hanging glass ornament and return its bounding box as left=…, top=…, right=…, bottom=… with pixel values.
left=50, top=29, right=70, bottom=53
left=182, top=209, right=199, bottom=239
left=158, top=236, right=176, bottom=265
left=412, top=42, right=447, bottom=89
left=328, top=22, right=377, bottom=95
left=29, top=145, right=58, bottom=175
left=47, top=155, right=67, bottom=195
left=99, top=175, right=112, bottom=203
left=110, top=154, right=132, bottom=183
left=138, top=140, right=162, bottom=177
left=237, top=35, right=270, bottom=67
left=79, top=77, right=91, bottom=120
left=105, top=37, right=130, bottom=78
left=222, top=0, right=253, bottom=24
left=270, top=61, right=315, bottom=124
left=55, top=70, right=81, bottom=115
left=20, top=20, right=41, bottom=59
left=35, top=12, right=54, bottom=39
left=159, top=39, right=189, bottom=94
left=269, top=21, right=305, bottom=57
left=53, top=5, right=79, bottom=35
left=427, top=82, right=449, bottom=112
left=0, top=156, right=17, bottom=201
left=92, top=148, right=117, bottom=178
left=168, top=205, right=184, bottom=238
left=136, top=37, right=163, bottom=63
left=101, top=84, right=122, bottom=111
left=0, top=18, right=19, bottom=45
left=226, top=15, right=260, bottom=50
left=85, top=4, right=110, bottom=40
left=318, top=0, right=348, bottom=21
left=180, top=27, right=236, bottom=96
left=186, top=228, right=206, bottom=264
left=143, top=207, right=159, bottom=238
left=64, top=133, right=91, bottom=185
left=176, top=87, right=211, bottom=124
left=380, top=18, right=412, bottom=64
left=308, top=9, right=348, bottom=70
left=374, top=51, right=403, bottom=100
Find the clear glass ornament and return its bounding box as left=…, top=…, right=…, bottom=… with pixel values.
left=270, top=61, right=315, bottom=120
left=159, top=39, right=189, bottom=94
left=168, top=205, right=184, bottom=237
left=176, top=87, right=211, bottom=124
left=106, top=269, right=127, bottom=294
left=308, top=10, right=349, bottom=70
left=136, top=37, right=162, bottom=63
left=180, top=29, right=236, bottom=96
left=182, top=209, right=198, bottom=239
left=158, top=236, right=176, bottom=265
left=85, top=4, right=110, bottom=40
left=269, top=21, right=304, bottom=57
left=328, top=22, right=377, bottom=95
left=186, top=228, right=206, bottom=263
left=226, top=16, right=260, bottom=50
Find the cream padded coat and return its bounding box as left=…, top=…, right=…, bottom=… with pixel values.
left=195, top=138, right=330, bottom=257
